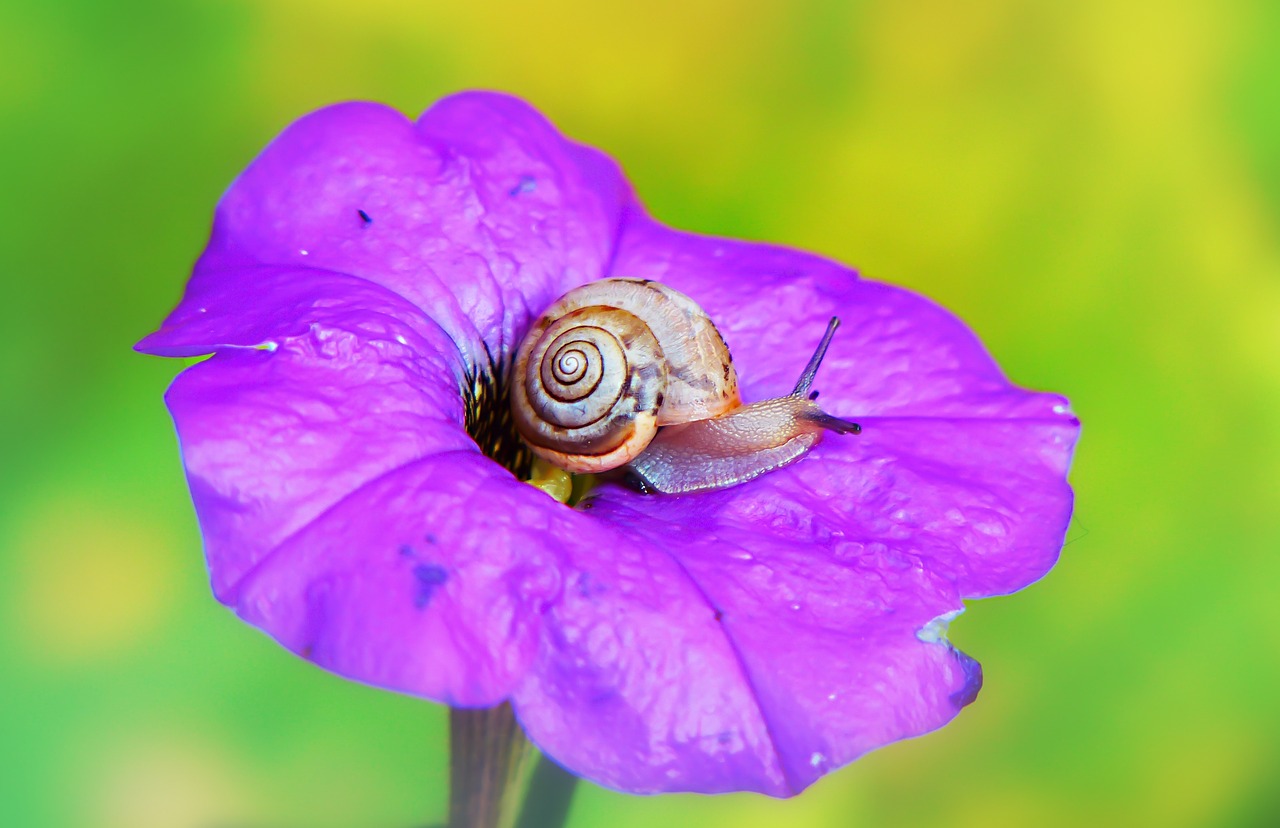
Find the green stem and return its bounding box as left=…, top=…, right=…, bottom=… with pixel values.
left=514, top=754, right=580, bottom=828
left=448, top=704, right=530, bottom=828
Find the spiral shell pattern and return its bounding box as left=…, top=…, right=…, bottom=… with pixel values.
left=512, top=306, right=666, bottom=472
left=510, top=278, right=740, bottom=475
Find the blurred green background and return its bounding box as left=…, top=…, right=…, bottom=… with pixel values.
left=3, top=0, right=1277, bottom=826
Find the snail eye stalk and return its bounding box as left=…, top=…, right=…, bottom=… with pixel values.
left=793, top=317, right=860, bottom=434
left=792, top=317, right=840, bottom=397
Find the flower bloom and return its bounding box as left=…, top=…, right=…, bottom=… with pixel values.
left=138, top=92, right=1079, bottom=796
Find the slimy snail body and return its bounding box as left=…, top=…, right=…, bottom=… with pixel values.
left=510, top=278, right=860, bottom=494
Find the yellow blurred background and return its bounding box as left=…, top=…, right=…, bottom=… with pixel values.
left=2, top=1, right=1277, bottom=826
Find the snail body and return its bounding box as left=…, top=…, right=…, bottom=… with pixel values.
left=510, top=278, right=859, bottom=494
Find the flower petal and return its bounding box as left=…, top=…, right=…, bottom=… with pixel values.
left=146, top=268, right=472, bottom=599
left=610, top=215, right=1069, bottom=419
left=511, top=532, right=792, bottom=795
left=139, top=264, right=580, bottom=702
left=231, top=452, right=573, bottom=705
left=603, top=215, right=1079, bottom=597
left=512, top=491, right=981, bottom=795
left=597, top=414, right=1077, bottom=597
left=511, top=392, right=1071, bottom=792
left=195, top=92, right=631, bottom=363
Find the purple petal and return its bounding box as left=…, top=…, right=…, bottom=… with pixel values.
left=149, top=268, right=472, bottom=598
left=512, top=503, right=980, bottom=795
left=594, top=414, right=1077, bottom=598
left=512, top=411, right=1070, bottom=793
left=511, top=534, right=792, bottom=795
left=193, top=93, right=631, bottom=362
left=232, top=452, right=572, bottom=705
left=611, top=214, right=1068, bottom=419
left=605, top=215, right=1078, bottom=597
left=139, top=264, right=570, bottom=703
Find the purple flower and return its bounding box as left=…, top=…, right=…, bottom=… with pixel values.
left=138, top=92, right=1078, bottom=796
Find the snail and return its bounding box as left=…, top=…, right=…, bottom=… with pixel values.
left=510, top=278, right=860, bottom=494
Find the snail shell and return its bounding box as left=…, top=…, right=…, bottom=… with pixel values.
left=510, top=278, right=859, bottom=493
left=511, top=279, right=739, bottom=474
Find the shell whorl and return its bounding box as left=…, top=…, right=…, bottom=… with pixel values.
left=510, top=278, right=740, bottom=474
left=514, top=304, right=666, bottom=460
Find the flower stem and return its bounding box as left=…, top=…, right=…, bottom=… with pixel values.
left=514, top=754, right=579, bottom=828
left=448, top=704, right=530, bottom=828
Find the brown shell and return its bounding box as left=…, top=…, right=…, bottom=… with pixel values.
left=510, top=278, right=740, bottom=474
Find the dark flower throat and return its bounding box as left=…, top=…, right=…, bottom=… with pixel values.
left=463, top=348, right=533, bottom=479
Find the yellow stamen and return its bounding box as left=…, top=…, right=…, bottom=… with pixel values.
left=525, top=457, right=573, bottom=503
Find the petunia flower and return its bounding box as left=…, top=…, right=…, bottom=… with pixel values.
left=138, top=91, right=1079, bottom=798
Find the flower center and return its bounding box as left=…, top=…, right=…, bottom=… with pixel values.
left=462, top=351, right=534, bottom=479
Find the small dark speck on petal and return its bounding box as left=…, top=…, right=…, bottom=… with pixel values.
left=808, top=390, right=820, bottom=401
left=713, top=609, right=724, bottom=622
left=357, top=209, right=372, bottom=224
left=399, top=544, right=415, bottom=557
left=509, top=175, right=537, bottom=196
left=424, top=533, right=438, bottom=545
left=575, top=571, right=606, bottom=598
left=413, top=563, right=449, bottom=608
